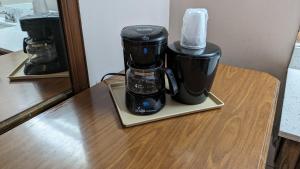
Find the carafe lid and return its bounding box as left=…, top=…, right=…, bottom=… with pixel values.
left=25, top=38, right=53, bottom=45
left=168, top=41, right=221, bottom=58
left=121, top=25, right=168, bottom=45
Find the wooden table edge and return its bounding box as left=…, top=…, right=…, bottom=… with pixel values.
left=0, top=89, right=72, bottom=135
left=258, top=74, right=280, bottom=169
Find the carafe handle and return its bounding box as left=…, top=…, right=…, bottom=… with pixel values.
left=23, top=38, right=28, bottom=53
left=165, top=68, right=178, bottom=96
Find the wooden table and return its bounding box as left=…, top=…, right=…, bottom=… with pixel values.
left=0, top=64, right=279, bottom=169
left=0, top=52, right=71, bottom=124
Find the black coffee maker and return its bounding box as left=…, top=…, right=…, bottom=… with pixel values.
left=167, top=41, right=221, bottom=105
left=121, top=25, right=178, bottom=115
left=20, top=13, right=68, bottom=75
left=166, top=8, right=221, bottom=105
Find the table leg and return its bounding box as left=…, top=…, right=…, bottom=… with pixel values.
left=275, top=138, right=300, bottom=169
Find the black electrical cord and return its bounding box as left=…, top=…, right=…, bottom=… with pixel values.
left=101, top=73, right=125, bottom=82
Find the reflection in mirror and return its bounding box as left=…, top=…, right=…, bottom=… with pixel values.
left=0, top=0, right=71, bottom=131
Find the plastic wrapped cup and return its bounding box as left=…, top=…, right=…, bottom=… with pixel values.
left=180, top=8, right=208, bottom=49
left=33, top=0, right=49, bottom=15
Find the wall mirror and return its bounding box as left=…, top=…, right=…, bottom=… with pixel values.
left=0, top=0, right=89, bottom=134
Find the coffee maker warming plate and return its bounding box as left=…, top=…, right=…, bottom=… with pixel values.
left=108, top=82, right=224, bottom=127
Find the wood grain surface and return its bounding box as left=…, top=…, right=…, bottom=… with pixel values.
left=0, top=52, right=71, bottom=123
left=0, top=64, right=279, bottom=169
left=58, top=0, right=90, bottom=93
left=275, top=139, right=300, bottom=169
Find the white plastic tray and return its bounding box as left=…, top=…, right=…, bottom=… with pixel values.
left=109, top=82, right=224, bottom=127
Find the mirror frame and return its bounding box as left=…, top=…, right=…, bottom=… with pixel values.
left=57, top=0, right=90, bottom=94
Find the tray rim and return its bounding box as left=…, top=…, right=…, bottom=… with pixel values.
left=8, top=58, right=70, bottom=81
left=108, top=82, right=224, bottom=127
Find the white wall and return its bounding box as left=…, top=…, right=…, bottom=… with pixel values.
left=78, top=0, right=170, bottom=86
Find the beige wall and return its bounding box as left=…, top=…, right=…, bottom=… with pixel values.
left=170, top=0, right=300, bottom=80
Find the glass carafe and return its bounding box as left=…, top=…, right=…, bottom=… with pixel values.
left=126, top=62, right=178, bottom=96
left=125, top=62, right=178, bottom=114
left=126, top=64, right=164, bottom=95
left=23, top=38, right=58, bottom=64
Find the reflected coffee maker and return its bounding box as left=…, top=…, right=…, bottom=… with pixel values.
left=20, top=13, right=68, bottom=75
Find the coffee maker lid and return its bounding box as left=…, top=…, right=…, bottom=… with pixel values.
left=20, top=12, right=59, bottom=23
left=168, top=41, right=221, bottom=58
left=121, top=25, right=168, bottom=44
left=20, top=13, right=60, bottom=33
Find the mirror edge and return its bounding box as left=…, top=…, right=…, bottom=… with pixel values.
left=57, top=0, right=90, bottom=94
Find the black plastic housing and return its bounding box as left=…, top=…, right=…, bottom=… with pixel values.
left=167, top=41, right=221, bottom=105
left=121, top=25, right=168, bottom=70
left=20, top=13, right=68, bottom=75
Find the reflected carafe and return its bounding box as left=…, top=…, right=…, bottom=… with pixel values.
left=24, top=38, right=58, bottom=64
left=167, top=41, right=221, bottom=105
